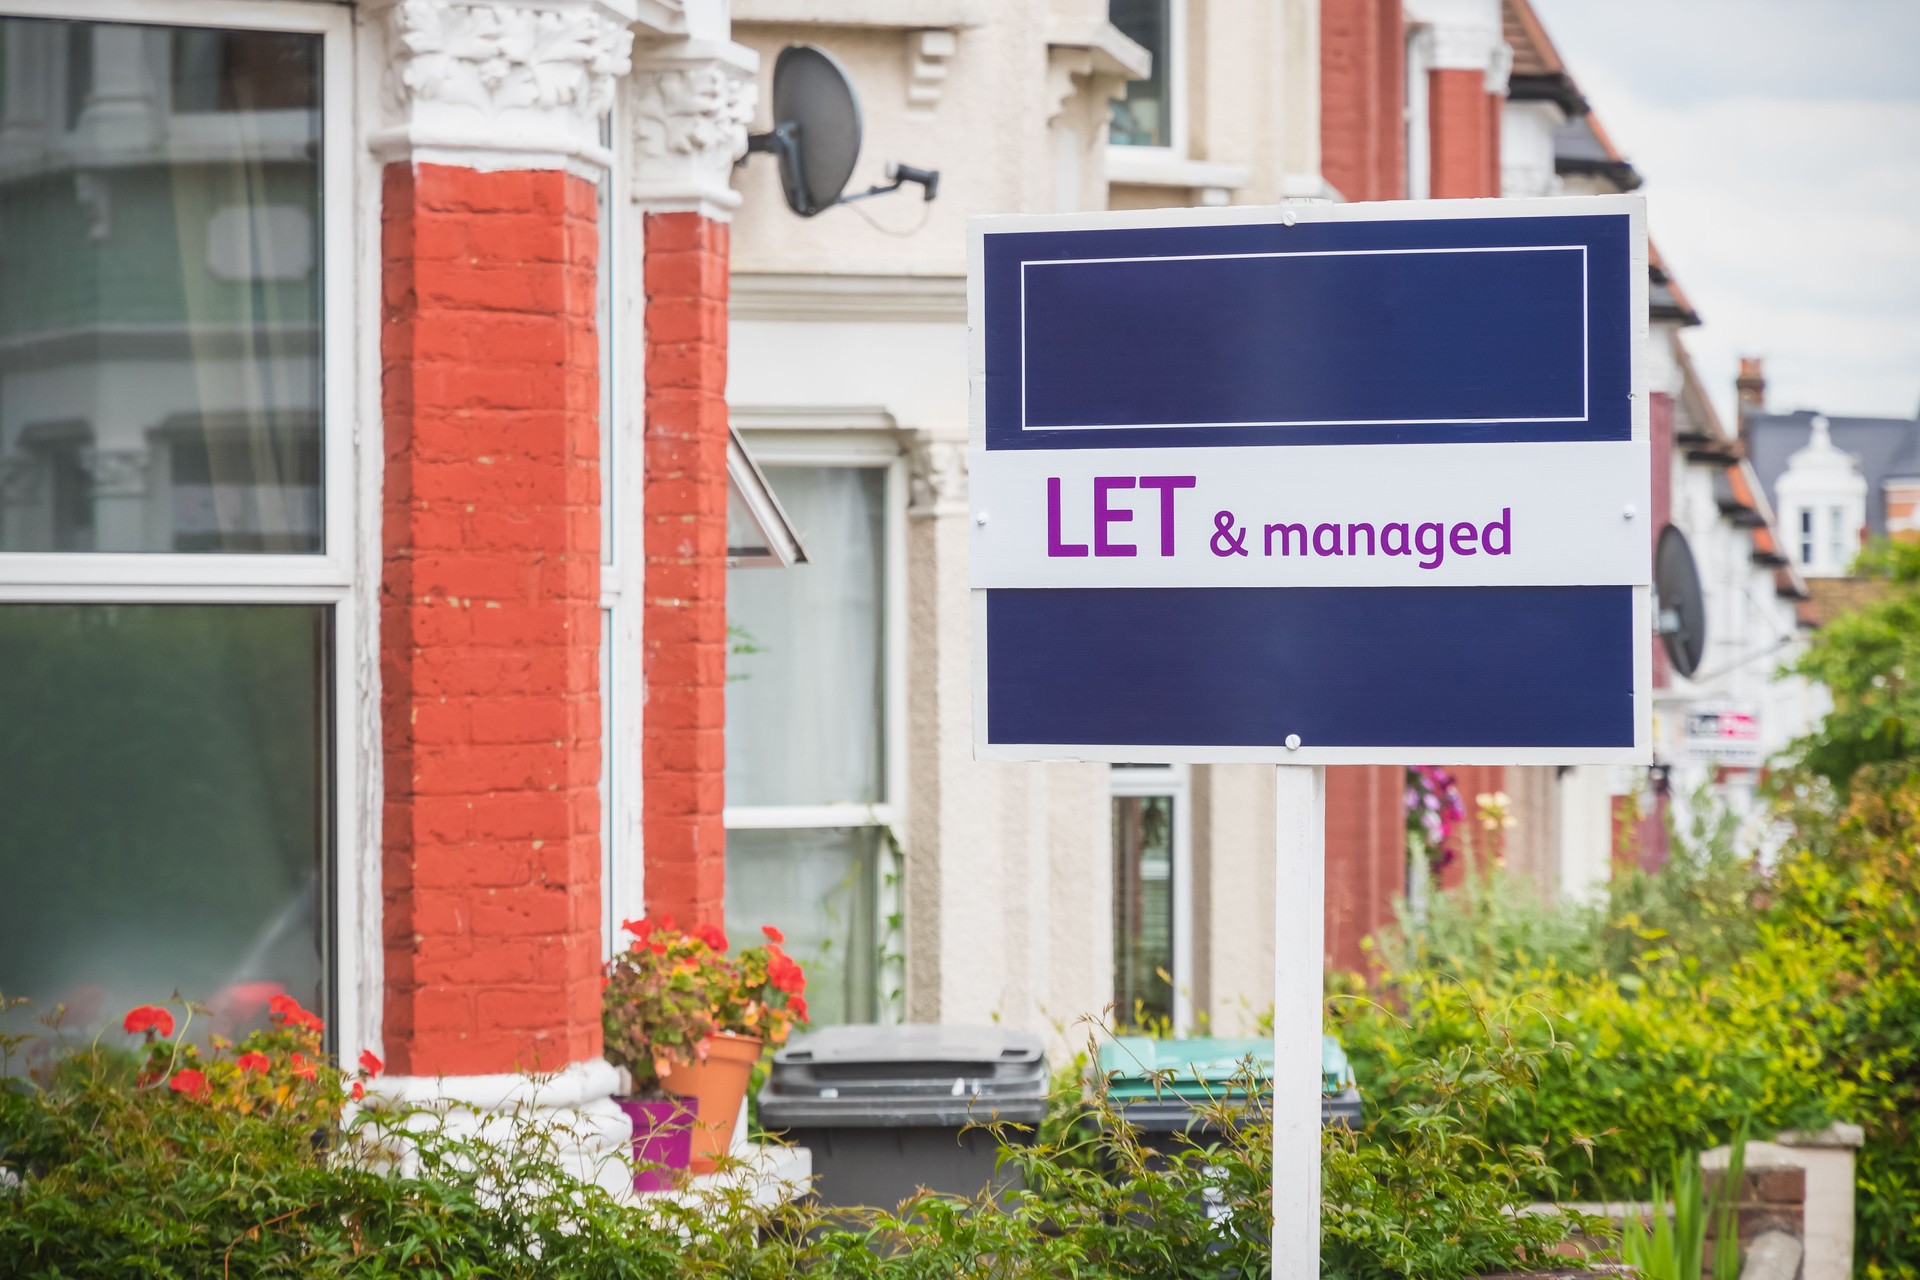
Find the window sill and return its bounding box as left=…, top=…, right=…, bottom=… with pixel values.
left=1106, top=149, right=1252, bottom=201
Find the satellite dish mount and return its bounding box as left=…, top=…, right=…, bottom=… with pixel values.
left=744, top=46, right=940, bottom=219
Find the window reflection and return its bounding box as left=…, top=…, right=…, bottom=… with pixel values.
left=0, top=18, right=322, bottom=553
left=1109, top=0, right=1173, bottom=148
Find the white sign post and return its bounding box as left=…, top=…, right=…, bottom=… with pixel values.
left=967, top=196, right=1651, bottom=1275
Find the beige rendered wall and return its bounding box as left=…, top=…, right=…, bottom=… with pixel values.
left=726, top=0, right=1323, bottom=1052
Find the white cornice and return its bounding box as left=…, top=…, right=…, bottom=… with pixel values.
left=367, top=0, right=637, bottom=174
left=731, top=0, right=988, bottom=28
left=730, top=272, right=968, bottom=324
left=628, top=37, right=758, bottom=219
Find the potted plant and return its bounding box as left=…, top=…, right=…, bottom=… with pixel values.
left=604, top=918, right=810, bottom=1180
left=601, top=914, right=723, bottom=1190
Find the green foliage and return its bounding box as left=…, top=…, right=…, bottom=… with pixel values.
left=1617, top=1132, right=1744, bottom=1280
left=1336, top=765, right=1920, bottom=1276
left=1788, top=537, right=1920, bottom=789
left=0, top=1006, right=1602, bottom=1279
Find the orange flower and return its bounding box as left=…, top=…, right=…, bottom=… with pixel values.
left=358, top=1049, right=384, bottom=1077
left=351, top=1081, right=366, bottom=1102
left=122, top=1005, right=174, bottom=1038
left=768, top=951, right=806, bottom=995
left=169, top=1068, right=209, bottom=1099
left=237, top=1052, right=271, bottom=1074
left=289, top=1053, right=318, bottom=1081
left=761, top=925, right=785, bottom=944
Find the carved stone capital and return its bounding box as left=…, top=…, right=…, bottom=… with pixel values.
left=628, top=38, right=758, bottom=219
left=907, top=437, right=968, bottom=519
left=369, top=0, right=638, bottom=175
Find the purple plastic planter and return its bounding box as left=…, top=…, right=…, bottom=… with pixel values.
left=614, top=1096, right=698, bottom=1193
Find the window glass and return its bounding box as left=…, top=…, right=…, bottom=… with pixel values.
left=1113, top=794, right=1175, bottom=1027
left=1109, top=0, right=1172, bottom=147
left=0, top=604, right=330, bottom=1047
left=725, top=827, right=879, bottom=1027
left=1829, top=505, right=1847, bottom=568
left=725, top=466, right=886, bottom=807
left=0, top=18, right=323, bottom=553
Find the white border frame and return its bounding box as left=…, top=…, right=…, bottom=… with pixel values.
left=1018, top=245, right=1590, bottom=431
left=0, top=0, right=370, bottom=1063
left=965, top=195, right=1652, bottom=767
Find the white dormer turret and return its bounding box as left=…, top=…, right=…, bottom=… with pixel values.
left=1775, top=416, right=1868, bottom=576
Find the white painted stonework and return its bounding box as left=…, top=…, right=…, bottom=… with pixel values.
left=368, top=0, right=640, bottom=173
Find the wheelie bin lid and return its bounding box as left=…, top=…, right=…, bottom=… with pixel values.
left=1095, top=1034, right=1356, bottom=1101
left=759, top=1023, right=1049, bottom=1128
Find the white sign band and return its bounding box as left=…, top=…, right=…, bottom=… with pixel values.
left=969, top=440, right=1649, bottom=590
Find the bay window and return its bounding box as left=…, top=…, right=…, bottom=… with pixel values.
left=0, top=2, right=355, bottom=1049
left=724, top=450, right=903, bottom=1026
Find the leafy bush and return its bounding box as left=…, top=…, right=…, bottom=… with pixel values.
left=1788, top=538, right=1920, bottom=789
left=1335, top=766, right=1920, bottom=1276
left=1, top=999, right=1603, bottom=1279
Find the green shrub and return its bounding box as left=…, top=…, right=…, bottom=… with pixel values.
left=1335, top=764, right=1920, bottom=1277
left=0, top=1002, right=1603, bottom=1279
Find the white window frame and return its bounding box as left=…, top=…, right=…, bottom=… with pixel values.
left=720, top=427, right=907, bottom=1022
left=1109, top=762, right=1192, bottom=1033
left=1105, top=0, right=1187, bottom=158
left=0, top=0, right=367, bottom=1062
left=600, top=88, right=646, bottom=953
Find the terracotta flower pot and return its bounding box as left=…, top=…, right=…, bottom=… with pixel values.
left=612, top=1095, right=698, bottom=1193
left=656, top=1031, right=763, bottom=1174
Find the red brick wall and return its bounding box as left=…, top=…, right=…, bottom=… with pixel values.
left=1321, top=0, right=1406, bottom=203
left=1436, top=762, right=1507, bottom=888
left=1325, top=765, right=1406, bottom=971
left=641, top=212, right=731, bottom=926
left=1427, top=68, right=1497, bottom=199
left=380, top=163, right=605, bottom=1077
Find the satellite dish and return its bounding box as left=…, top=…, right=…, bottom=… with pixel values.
left=1655, top=524, right=1706, bottom=678
left=751, top=46, right=863, bottom=218
left=744, top=45, right=940, bottom=218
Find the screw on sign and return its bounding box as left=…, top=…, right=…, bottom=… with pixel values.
left=967, top=196, right=1651, bottom=1274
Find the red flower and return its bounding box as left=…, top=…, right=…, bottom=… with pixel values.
left=350, top=1081, right=366, bottom=1102
left=768, top=951, right=806, bottom=996
left=788, top=995, right=810, bottom=1024
left=169, top=1069, right=209, bottom=1100
left=620, top=916, right=651, bottom=939
left=122, top=1005, right=174, bottom=1038
left=237, top=1052, right=270, bottom=1074
left=289, top=1053, right=317, bottom=1081
left=761, top=925, right=785, bottom=944
left=358, top=1049, right=385, bottom=1077
left=268, top=993, right=301, bottom=1018
left=692, top=922, right=729, bottom=952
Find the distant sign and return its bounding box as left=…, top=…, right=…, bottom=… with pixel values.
left=1685, top=704, right=1762, bottom=767
left=968, top=197, right=1652, bottom=765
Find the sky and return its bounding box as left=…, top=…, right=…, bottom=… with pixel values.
left=1530, top=0, right=1920, bottom=425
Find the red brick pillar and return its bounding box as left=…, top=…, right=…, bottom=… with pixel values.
left=1427, top=68, right=1498, bottom=199
left=1319, top=0, right=1407, bottom=203
left=628, top=37, right=759, bottom=929
left=640, top=213, right=731, bottom=926
left=1324, top=765, right=1406, bottom=972
left=380, top=162, right=605, bottom=1079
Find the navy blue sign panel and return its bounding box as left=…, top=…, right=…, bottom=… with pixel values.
left=969, top=198, right=1651, bottom=764
left=983, top=211, right=1631, bottom=451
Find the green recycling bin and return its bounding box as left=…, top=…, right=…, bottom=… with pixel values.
left=1095, top=1034, right=1361, bottom=1152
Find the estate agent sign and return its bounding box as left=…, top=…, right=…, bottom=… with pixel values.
left=967, top=196, right=1652, bottom=1277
